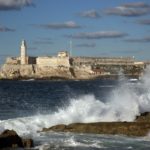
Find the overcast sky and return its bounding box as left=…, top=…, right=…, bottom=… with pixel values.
left=0, top=0, right=150, bottom=64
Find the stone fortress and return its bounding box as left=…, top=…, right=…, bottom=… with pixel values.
left=0, top=40, right=145, bottom=80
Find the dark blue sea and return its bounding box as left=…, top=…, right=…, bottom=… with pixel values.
left=0, top=75, right=150, bottom=149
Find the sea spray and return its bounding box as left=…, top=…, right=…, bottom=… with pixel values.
left=0, top=67, right=150, bottom=136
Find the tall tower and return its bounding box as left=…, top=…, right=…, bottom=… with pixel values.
left=20, top=40, right=27, bottom=65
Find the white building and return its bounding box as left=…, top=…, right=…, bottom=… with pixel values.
left=20, top=40, right=27, bottom=65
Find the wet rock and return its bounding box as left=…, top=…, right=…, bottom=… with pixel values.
left=0, top=130, right=23, bottom=148
left=22, top=138, right=34, bottom=148
left=136, top=112, right=150, bottom=122
left=0, top=129, right=34, bottom=148
left=42, top=124, right=66, bottom=132
left=41, top=122, right=150, bottom=137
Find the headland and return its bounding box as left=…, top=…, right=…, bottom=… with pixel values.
left=1, top=112, right=150, bottom=149
left=0, top=40, right=147, bottom=80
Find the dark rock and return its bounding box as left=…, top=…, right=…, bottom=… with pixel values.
left=136, top=112, right=150, bottom=122
left=22, top=138, right=34, bottom=148
left=0, top=129, right=34, bottom=148
left=0, top=130, right=23, bottom=148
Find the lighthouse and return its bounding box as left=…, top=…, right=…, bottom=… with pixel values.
left=20, top=40, right=27, bottom=65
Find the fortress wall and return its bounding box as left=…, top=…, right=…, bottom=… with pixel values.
left=75, top=58, right=134, bottom=62
left=37, top=57, right=56, bottom=66
left=36, top=57, right=70, bottom=67
left=6, top=57, right=20, bottom=65
left=72, top=57, right=135, bottom=66
left=57, top=57, right=70, bottom=67
left=72, top=56, right=134, bottom=60
left=5, top=57, right=37, bottom=65
left=27, top=57, right=36, bottom=64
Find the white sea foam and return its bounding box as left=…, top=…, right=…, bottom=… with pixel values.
left=0, top=67, right=150, bottom=136
left=35, top=135, right=104, bottom=149
left=64, top=136, right=103, bottom=148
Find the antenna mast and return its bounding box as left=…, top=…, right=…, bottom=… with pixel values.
left=69, top=40, right=72, bottom=57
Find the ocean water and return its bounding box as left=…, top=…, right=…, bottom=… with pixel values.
left=0, top=68, right=150, bottom=149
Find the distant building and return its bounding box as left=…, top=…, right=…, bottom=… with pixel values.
left=57, top=51, right=69, bottom=58
left=3, top=39, right=145, bottom=76
left=20, top=40, right=27, bottom=65
left=36, top=51, right=70, bottom=67
left=20, top=40, right=36, bottom=65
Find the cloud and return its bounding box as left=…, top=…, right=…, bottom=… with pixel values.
left=138, top=19, right=150, bottom=25
left=0, top=25, right=15, bottom=32
left=106, top=6, right=149, bottom=17
left=76, top=43, right=96, bottom=48
left=36, top=21, right=81, bottom=30
left=0, top=0, right=34, bottom=11
left=66, top=31, right=127, bottom=39
left=105, top=2, right=150, bottom=17
left=122, top=2, right=150, bottom=8
left=125, top=36, right=150, bottom=43
left=79, top=10, right=101, bottom=18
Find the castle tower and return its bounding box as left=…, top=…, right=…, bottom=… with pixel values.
left=20, top=40, right=27, bottom=65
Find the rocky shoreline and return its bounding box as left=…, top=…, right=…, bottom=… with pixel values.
left=41, top=112, right=150, bottom=137
left=0, top=63, right=141, bottom=81
left=41, top=122, right=150, bottom=137
left=1, top=113, right=150, bottom=149
left=0, top=130, right=33, bottom=149
left=0, top=75, right=139, bottom=81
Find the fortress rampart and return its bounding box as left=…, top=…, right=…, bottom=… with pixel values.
left=36, top=56, right=70, bottom=67
left=71, top=57, right=135, bottom=66
left=0, top=40, right=146, bottom=80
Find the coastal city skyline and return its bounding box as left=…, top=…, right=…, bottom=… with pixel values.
left=0, top=0, right=150, bottom=64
